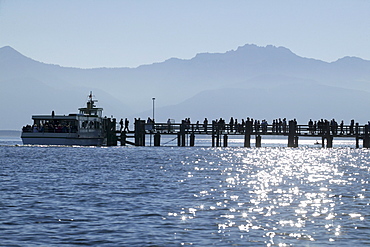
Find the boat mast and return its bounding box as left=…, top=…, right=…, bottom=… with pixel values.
left=87, top=91, right=98, bottom=109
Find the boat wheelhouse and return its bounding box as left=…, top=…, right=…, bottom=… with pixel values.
left=21, top=93, right=106, bottom=146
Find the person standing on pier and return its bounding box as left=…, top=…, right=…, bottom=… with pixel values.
left=317, top=119, right=323, bottom=134
left=229, top=117, right=234, bottom=132
left=308, top=119, right=313, bottom=134
left=241, top=119, right=245, bottom=133
left=330, top=119, right=338, bottom=135
left=350, top=119, right=355, bottom=134
left=185, top=118, right=191, bottom=130
left=203, top=118, right=208, bottom=133
left=272, top=120, right=276, bottom=133
left=245, top=117, right=252, bottom=134
left=278, top=118, right=282, bottom=133
left=167, top=118, right=172, bottom=132
left=261, top=119, right=268, bottom=134
left=282, top=118, right=287, bottom=133
left=254, top=120, right=259, bottom=133
left=293, top=118, right=298, bottom=133
left=340, top=120, right=344, bottom=135
left=119, top=118, right=124, bottom=132
left=146, top=117, right=153, bottom=131
left=124, top=118, right=129, bottom=132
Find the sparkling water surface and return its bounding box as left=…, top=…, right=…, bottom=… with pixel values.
left=1, top=136, right=370, bottom=246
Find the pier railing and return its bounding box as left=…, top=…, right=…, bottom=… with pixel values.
left=139, top=123, right=366, bottom=137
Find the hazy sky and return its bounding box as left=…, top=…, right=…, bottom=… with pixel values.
left=1, top=0, right=369, bottom=68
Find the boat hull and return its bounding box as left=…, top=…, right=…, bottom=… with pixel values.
left=21, top=133, right=104, bottom=146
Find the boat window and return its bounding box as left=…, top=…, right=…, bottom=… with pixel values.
left=81, top=121, right=88, bottom=128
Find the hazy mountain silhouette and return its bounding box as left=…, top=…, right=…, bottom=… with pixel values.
left=1, top=44, right=370, bottom=130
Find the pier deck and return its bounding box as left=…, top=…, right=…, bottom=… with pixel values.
left=104, top=119, right=370, bottom=148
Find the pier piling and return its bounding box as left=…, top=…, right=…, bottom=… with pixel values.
left=190, top=133, right=195, bottom=146
left=256, top=135, right=261, bottom=147
left=223, top=134, right=228, bottom=147
left=364, top=125, right=370, bottom=148
left=287, top=120, right=297, bottom=147
left=154, top=132, right=161, bottom=146
left=120, top=131, right=126, bottom=146
left=134, top=119, right=146, bottom=146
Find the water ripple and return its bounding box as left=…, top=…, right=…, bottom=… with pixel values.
left=1, top=146, right=370, bottom=245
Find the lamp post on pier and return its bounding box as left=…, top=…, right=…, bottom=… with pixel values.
left=150, top=97, right=155, bottom=146
left=152, top=97, right=155, bottom=122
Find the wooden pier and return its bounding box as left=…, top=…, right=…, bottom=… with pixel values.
left=104, top=118, right=370, bottom=148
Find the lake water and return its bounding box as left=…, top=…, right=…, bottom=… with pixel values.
left=1, top=133, right=370, bottom=246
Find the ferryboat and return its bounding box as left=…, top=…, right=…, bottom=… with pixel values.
left=21, top=93, right=107, bottom=146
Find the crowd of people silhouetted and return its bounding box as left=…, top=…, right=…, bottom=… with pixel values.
left=308, top=118, right=358, bottom=135
left=210, top=117, right=291, bottom=134
left=177, top=117, right=361, bottom=135
left=22, top=121, right=78, bottom=133
left=116, top=117, right=365, bottom=136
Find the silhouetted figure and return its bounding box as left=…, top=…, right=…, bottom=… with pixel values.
left=293, top=118, right=298, bottom=133
left=308, top=119, right=313, bottom=134
left=278, top=118, right=282, bottom=133
left=124, top=118, right=129, bottom=131
left=119, top=118, right=124, bottom=131
left=146, top=117, right=153, bottom=131
left=350, top=119, right=355, bottom=134
left=282, top=118, right=287, bottom=133
left=229, top=117, right=234, bottom=132
left=355, top=122, right=359, bottom=135
left=240, top=119, right=245, bottom=133
left=203, top=118, right=208, bottom=133
left=330, top=119, right=337, bottom=135
left=167, top=118, right=171, bottom=132
left=272, top=120, right=276, bottom=133
left=185, top=118, right=191, bottom=130
left=340, top=120, right=344, bottom=135
left=318, top=119, right=323, bottom=134
left=261, top=119, right=268, bottom=133
left=254, top=120, right=259, bottom=133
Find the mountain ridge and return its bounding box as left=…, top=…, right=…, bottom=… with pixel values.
left=1, top=44, right=370, bottom=130
left=4, top=44, right=369, bottom=70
